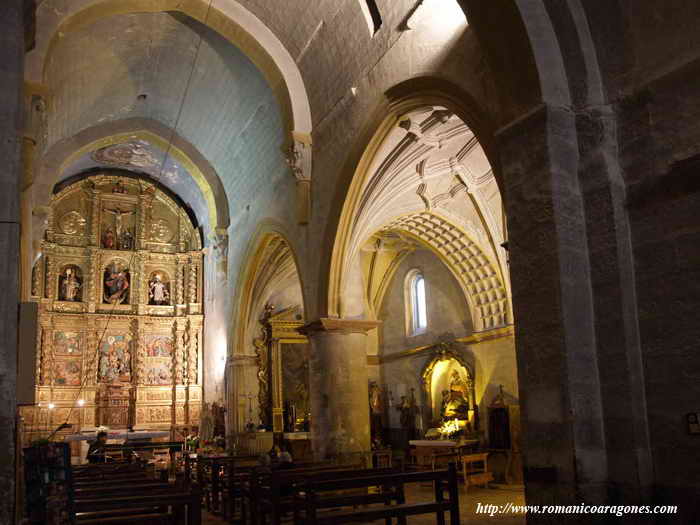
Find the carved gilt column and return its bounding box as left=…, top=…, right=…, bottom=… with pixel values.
left=85, top=247, right=98, bottom=312
left=44, top=252, right=56, bottom=301
left=137, top=188, right=154, bottom=250
left=87, top=184, right=100, bottom=246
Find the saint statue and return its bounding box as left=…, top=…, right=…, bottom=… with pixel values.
left=103, top=206, right=135, bottom=241
left=441, top=372, right=471, bottom=421
left=104, top=264, right=130, bottom=304
left=102, top=228, right=115, bottom=249
left=149, top=274, right=170, bottom=305
left=119, top=228, right=134, bottom=250
left=60, top=268, right=81, bottom=302
left=369, top=381, right=383, bottom=415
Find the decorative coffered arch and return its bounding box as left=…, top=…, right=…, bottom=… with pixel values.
left=384, top=211, right=509, bottom=331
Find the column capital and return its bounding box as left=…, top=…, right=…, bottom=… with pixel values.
left=299, top=318, right=381, bottom=336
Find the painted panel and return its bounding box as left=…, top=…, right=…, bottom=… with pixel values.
left=54, top=358, right=82, bottom=386
left=99, top=334, right=131, bottom=383
left=54, top=331, right=82, bottom=355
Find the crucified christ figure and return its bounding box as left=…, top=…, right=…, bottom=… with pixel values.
left=103, top=206, right=135, bottom=239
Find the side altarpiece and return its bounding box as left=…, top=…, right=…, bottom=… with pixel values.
left=26, top=174, right=204, bottom=441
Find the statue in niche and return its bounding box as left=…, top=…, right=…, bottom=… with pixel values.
left=59, top=267, right=82, bottom=302
left=103, top=205, right=135, bottom=244
left=118, top=228, right=134, bottom=250
left=103, top=262, right=130, bottom=304
left=148, top=273, right=170, bottom=305
left=102, top=227, right=116, bottom=249
left=441, top=370, right=471, bottom=421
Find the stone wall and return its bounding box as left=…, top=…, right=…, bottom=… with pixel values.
left=379, top=249, right=473, bottom=354
left=0, top=1, right=22, bottom=522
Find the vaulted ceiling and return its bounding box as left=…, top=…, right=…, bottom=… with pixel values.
left=37, top=9, right=289, bottom=238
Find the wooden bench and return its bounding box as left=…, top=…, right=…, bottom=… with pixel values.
left=245, top=464, right=372, bottom=525
left=296, top=462, right=460, bottom=525
left=74, top=490, right=201, bottom=525
left=72, top=461, right=201, bottom=525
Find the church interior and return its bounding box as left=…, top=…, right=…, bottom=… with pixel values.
left=1, top=1, right=699, bottom=524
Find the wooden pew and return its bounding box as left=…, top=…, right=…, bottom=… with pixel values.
left=249, top=465, right=392, bottom=525
left=296, top=462, right=461, bottom=525
left=74, top=490, right=201, bottom=525
left=72, top=461, right=201, bottom=525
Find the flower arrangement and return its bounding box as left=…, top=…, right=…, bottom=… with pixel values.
left=438, top=418, right=462, bottom=439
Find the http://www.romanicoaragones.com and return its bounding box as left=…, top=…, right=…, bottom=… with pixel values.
left=476, top=502, right=678, bottom=518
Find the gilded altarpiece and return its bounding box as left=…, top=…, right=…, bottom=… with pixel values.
left=27, top=174, right=204, bottom=440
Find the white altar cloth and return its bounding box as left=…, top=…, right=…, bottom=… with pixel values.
left=64, top=430, right=170, bottom=441
left=408, top=440, right=458, bottom=447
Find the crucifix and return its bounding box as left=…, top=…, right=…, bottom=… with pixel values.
left=103, top=205, right=135, bottom=239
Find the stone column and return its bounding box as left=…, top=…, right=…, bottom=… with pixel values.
left=300, top=318, right=380, bottom=464
left=497, top=105, right=608, bottom=508
left=0, top=3, right=23, bottom=519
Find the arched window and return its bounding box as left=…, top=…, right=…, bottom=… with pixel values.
left=405, top=269, right=428, bottom=335
left=358, top=0, right=382, bottom=35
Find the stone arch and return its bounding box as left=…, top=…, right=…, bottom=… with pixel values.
left=325, top=79, right=506, bottom=322
left=227, top=221, right=306, bottom=434
left=27, top=0, right=312, bottom=141
left=230, top=221, right=307, bottom=358
left=34, top=117, right=230, bottom=235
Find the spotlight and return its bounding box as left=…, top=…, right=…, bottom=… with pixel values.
left=77, top=399, right=85, bottom=406
left=48, top=403, right=55, bottom=410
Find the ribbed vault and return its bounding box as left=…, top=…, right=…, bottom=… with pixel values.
left=332, top=105, right=511, bottom=327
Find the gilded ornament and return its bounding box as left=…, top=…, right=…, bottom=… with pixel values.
left=150, top=219, right=173, bottom=243
left=59, top=211, right=86, bottom=235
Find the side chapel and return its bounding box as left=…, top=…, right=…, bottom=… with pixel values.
left=26, top=174, right=204, bottom=446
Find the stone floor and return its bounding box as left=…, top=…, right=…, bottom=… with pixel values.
left=203, top=484, right=526, bottom=524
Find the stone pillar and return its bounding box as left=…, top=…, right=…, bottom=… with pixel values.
left=301, top=319, right=379, bottom=464
left=497, top=104, right=608, bottom=508
left=0, top=2, right=23, bottom=521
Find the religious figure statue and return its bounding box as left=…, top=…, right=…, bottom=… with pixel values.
left=441, top=371, right=471, bottom=421
left=119, top=228, right=134, bottom=250
left=60, top=267, right=81, bottom=302
left=149, top=274, right=170, bottom=305
left=369, top=381, right=383, bottom=415
left=397, top=392, right=418, bottom=439
left=102, top=227, right=115, bottom=249
left=104, top=263, right=130, bottom=304
left=103, top=206, right=135, bottom=241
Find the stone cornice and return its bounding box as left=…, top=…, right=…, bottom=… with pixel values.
left=371, top=325, right=514, bottom=364
left=299, top=318, right=382, bottom=336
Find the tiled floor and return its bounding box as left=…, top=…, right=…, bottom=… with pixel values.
left=203, top=484, right=526, bottom=524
